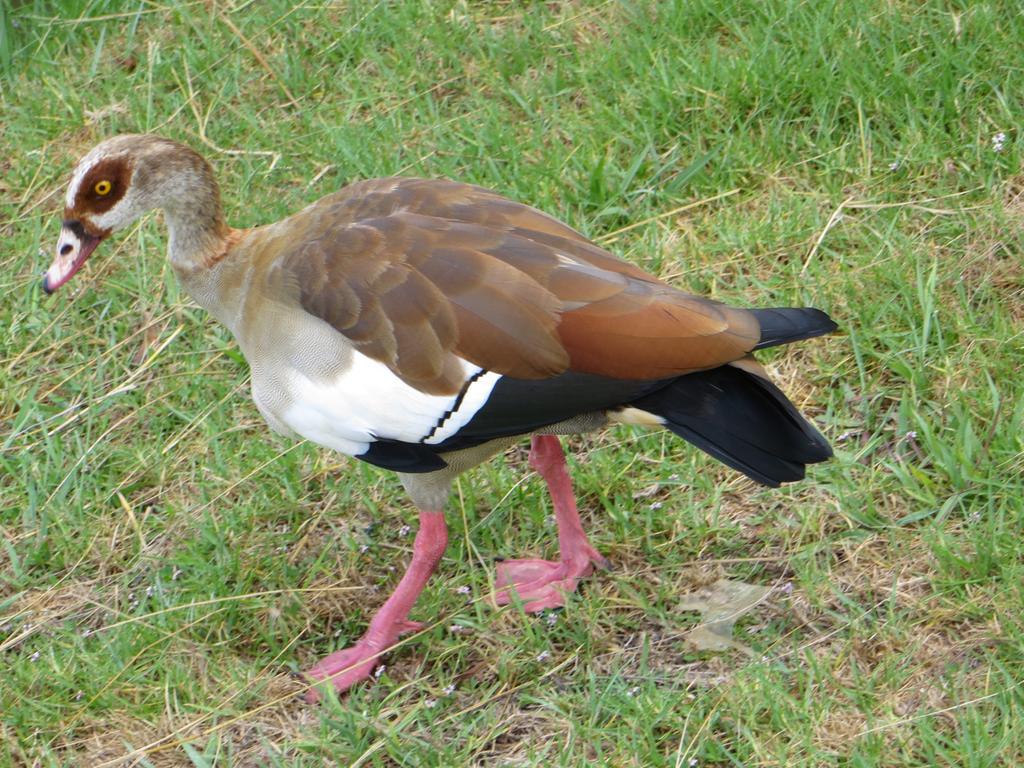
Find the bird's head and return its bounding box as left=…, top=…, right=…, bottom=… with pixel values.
left=43, top=134, right=219, bottom=293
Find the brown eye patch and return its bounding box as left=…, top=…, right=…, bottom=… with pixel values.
left=75, top=157, right=132, bottom=214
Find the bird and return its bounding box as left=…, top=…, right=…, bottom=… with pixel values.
left=44, top=134, right=836, bottom=699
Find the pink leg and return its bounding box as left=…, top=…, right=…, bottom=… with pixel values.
left=305, top=510, right=447, bottom=701
left=496, top=435, right=610, bottom=612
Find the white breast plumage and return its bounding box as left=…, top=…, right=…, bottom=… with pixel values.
left=279, top=351, right=500, bottom=455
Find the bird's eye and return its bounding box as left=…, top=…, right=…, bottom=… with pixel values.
left=94, top=180, right=112, bottom=196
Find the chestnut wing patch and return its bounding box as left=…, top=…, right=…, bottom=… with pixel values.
left=281, top=178, right=761, bottom=394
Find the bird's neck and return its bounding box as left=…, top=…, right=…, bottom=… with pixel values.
left=159, top=153, right=233, bottom=275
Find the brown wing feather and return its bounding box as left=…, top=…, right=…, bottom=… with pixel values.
left=279, top=178, right=760, bottom=393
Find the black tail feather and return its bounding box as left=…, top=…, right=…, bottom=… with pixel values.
left=752, top=307, right=837, bottom=350
left=630, top=365, right=832, bottom=487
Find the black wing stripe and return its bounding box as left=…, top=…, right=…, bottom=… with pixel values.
left=420, top=369, right=488, bottom=443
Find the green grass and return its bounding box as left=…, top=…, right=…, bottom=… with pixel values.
left=2, top=0, right=1023, bottom=765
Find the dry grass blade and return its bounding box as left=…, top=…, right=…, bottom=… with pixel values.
left=216, top=12, right=298, bottom=108
left=597, top=189, right=741, bottom=243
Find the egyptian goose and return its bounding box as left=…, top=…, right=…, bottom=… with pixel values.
left=44, top=135, right=836, bottom=698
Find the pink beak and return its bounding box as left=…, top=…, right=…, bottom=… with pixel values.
left=43, top=221, right=103, bottom=294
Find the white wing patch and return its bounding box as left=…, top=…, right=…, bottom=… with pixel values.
left=279, top=351, right=499, bottom=457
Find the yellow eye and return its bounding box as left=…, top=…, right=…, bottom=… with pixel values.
left=94, top=180, right=112, bottom=196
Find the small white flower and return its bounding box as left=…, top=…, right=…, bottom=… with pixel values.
left=545, top=612, right=558, bottom=627
left=374, top=665, right=386, bottom=678
left=689, top=759, right=698, bottom=767
left=536, top=650, right=551, bottom=662
left=992, top=132, right=1007, bottom=152
left=626, top=685, right=640, bottom=696
left=145, top=586, right=153, bottom=598
left=30, top=651, right=40, bottom=662
left=443, top=683, right=456, bottom=695
left=888, top=161, right=900, bottom=171
left=424, top=698, right=437, bottom=708
left=359, top=544, right=369, bottom=554
left=82, top=628, right=92, bottom=638
left=448, top=624, right=465, bottom=633
left=456, top=585, right=471, bottom=595
left=904, top=430, right=918, bottom=441
left=74, top=691, right=84, bottom=701
left=649, top=501, right=663, bottom=510
left=398, top=524, right=411, bottom=537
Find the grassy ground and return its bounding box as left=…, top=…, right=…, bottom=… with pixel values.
left=2, top=1, right=1023, bottom=765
